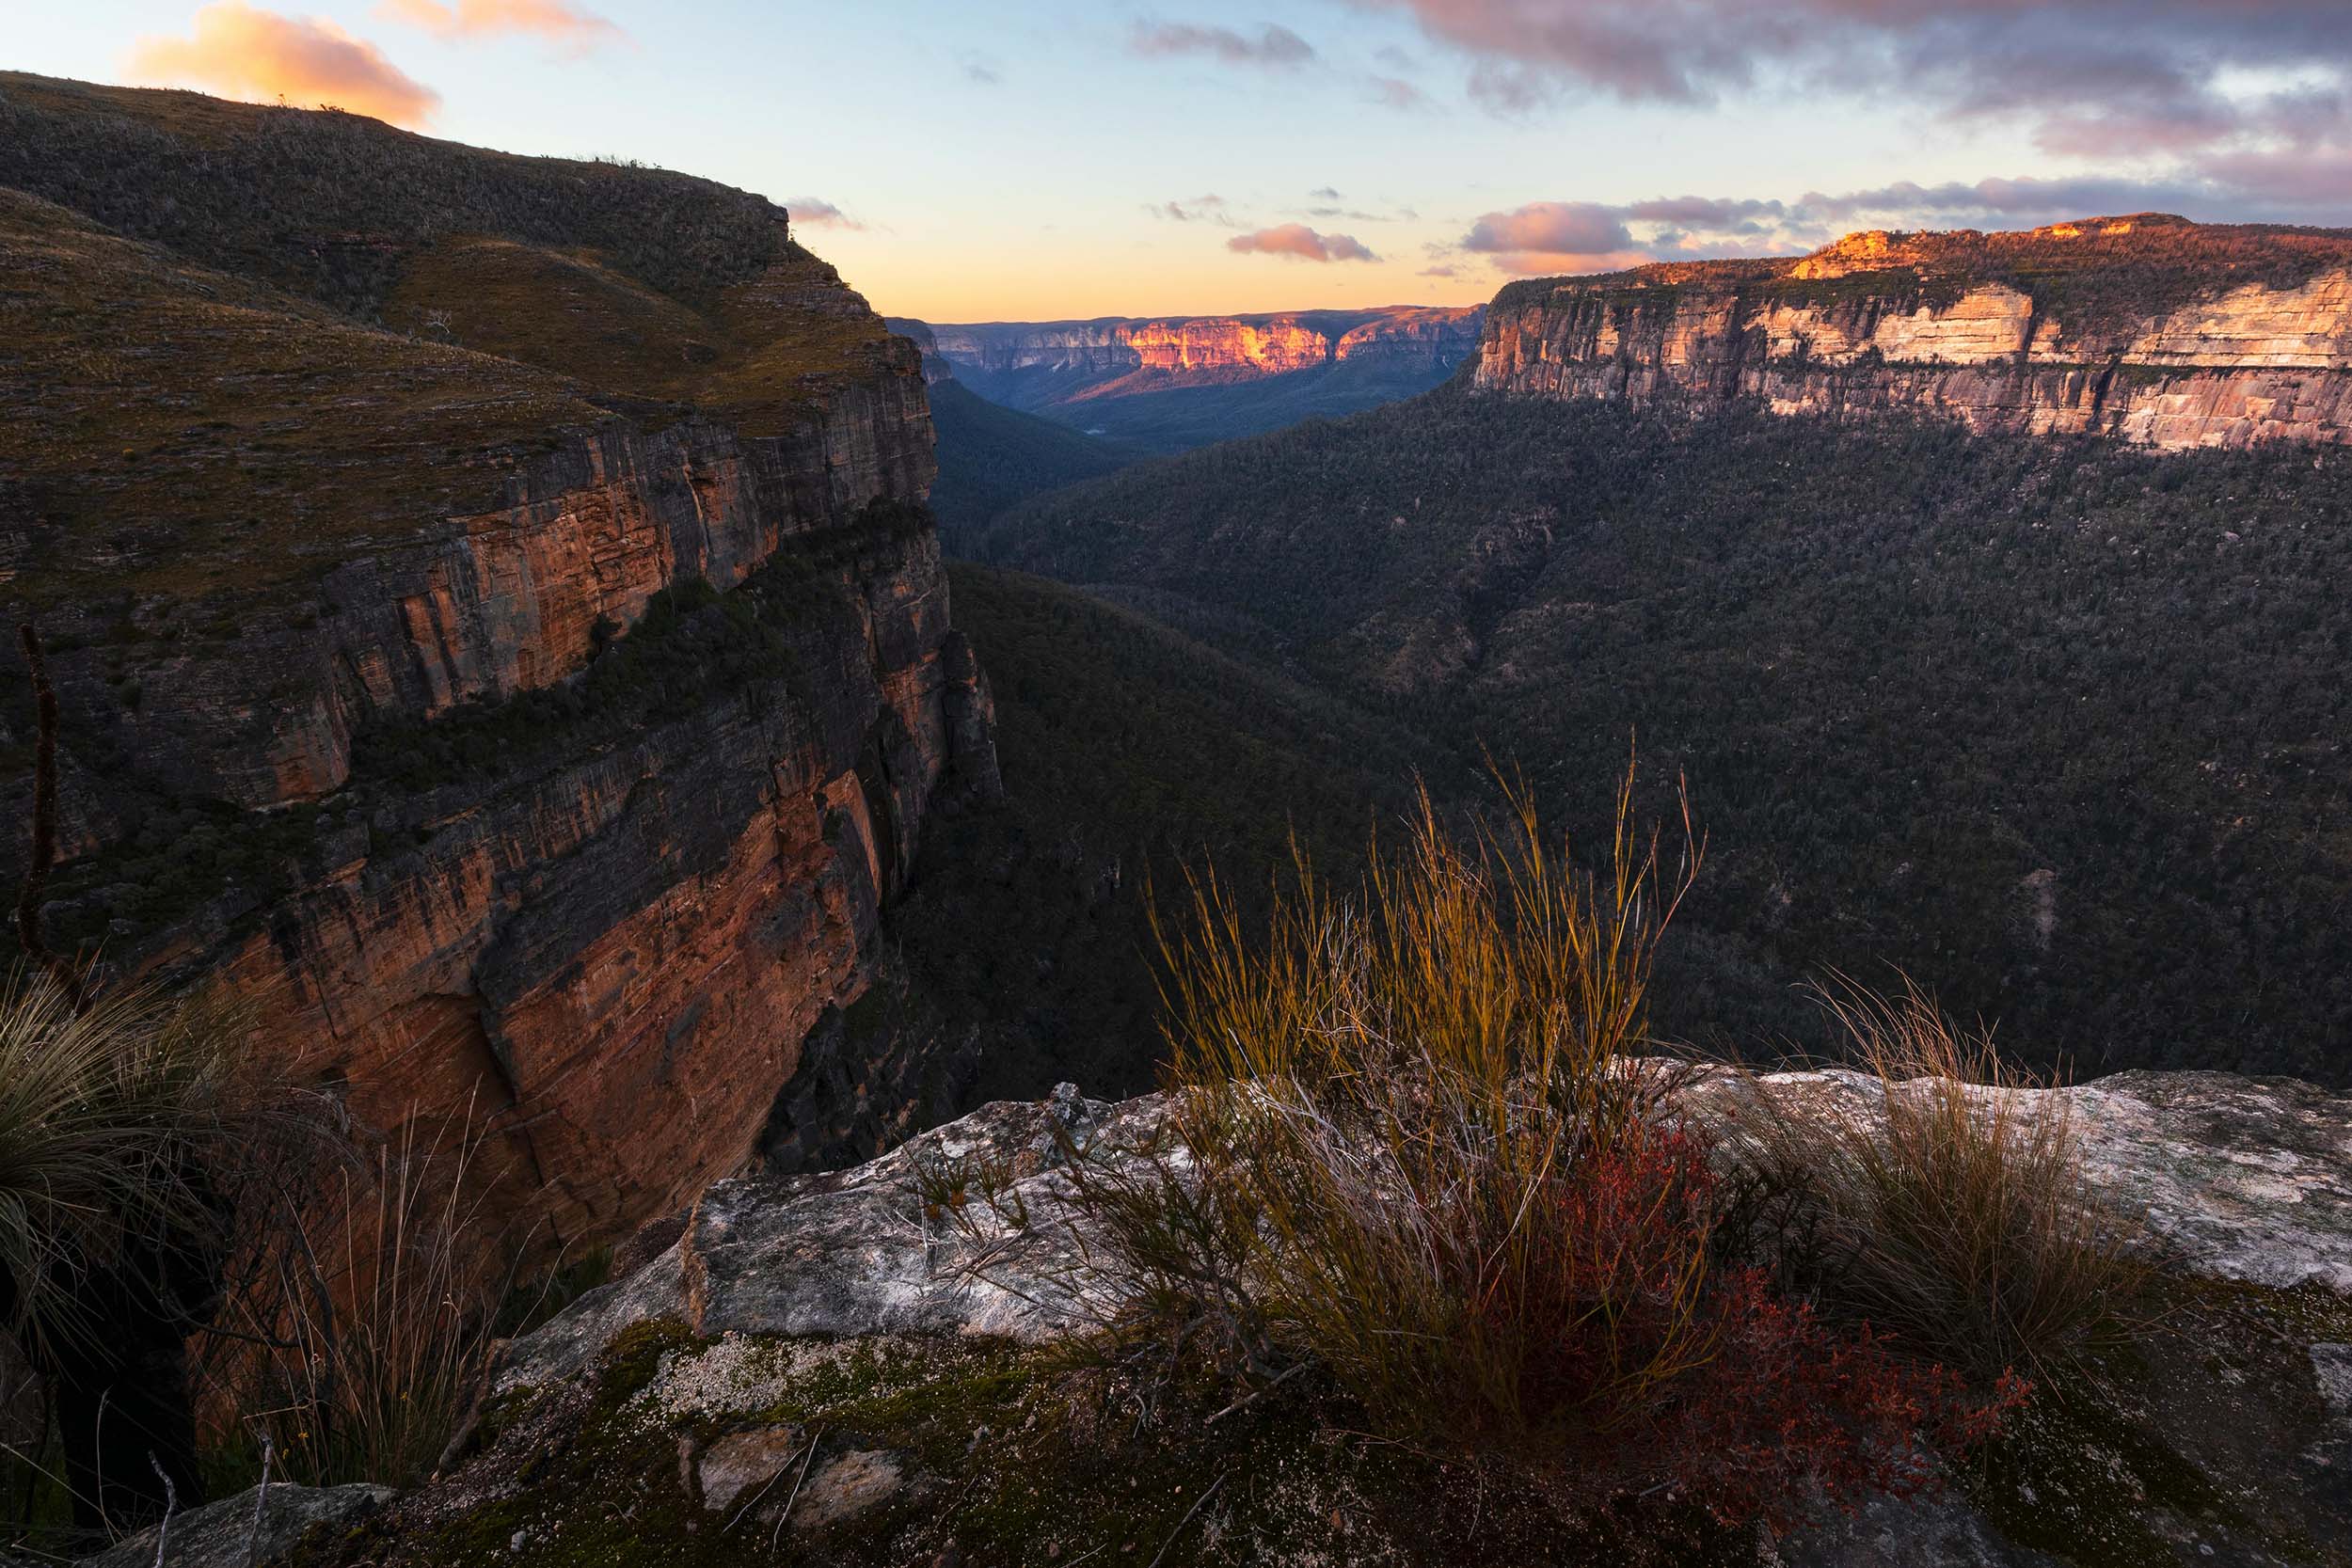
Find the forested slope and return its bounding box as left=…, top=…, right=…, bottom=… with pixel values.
left=985, top=392, right=2352, bottom=1083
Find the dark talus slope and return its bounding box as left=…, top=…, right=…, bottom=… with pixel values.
left=0, top=75, right=992, bottom=1248
left=911, top=305, right=1485, bottom=452
left=986, top=389, right=2352, bottom=1085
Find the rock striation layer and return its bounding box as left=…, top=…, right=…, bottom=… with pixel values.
left=1475, top=214, right=2352, bottom=451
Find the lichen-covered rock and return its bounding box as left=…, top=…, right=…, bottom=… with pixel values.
left=504, top=1068, right=2352, bottom=1398
left=77, top=1483, right=392, bottom=1568
left=342, top=1069, right=2348, bottom=1567
left=496, top=1084, right=1168, bottom=1394
left=1687, top=1067, right=2352, bottom=1291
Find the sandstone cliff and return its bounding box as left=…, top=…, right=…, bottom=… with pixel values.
left=929, top=305, right=1484, bottom=388
left=0, top=78, right=995, bottom=1247
left=1475, top=214, right=2352, bottom=451
left=909, top=305, right=1486, bottom=451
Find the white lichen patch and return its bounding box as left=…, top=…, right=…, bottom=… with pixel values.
left=628, top=1333, right=858, bottom=1425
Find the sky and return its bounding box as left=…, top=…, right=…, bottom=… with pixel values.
left=15, top=1, right=2352, bottom=322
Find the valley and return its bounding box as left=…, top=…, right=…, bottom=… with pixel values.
left=899, top=304, right=1485, bottom=451
left=9, top=46, right=2352, bottom=1568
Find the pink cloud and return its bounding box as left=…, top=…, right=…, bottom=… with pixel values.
left=128, top=2, right=438, bottom=127
left=788, top=198, right=864, bottom=230
left=1227, top=224, right=1379, bottom=262
left=1462, top=200, right=1634, bottom=257
left=378, top=0, right=621, bottom=47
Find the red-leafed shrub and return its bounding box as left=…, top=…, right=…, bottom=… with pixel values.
left=1488, top=1119, right=2026, bottom=1529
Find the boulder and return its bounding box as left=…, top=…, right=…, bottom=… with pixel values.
left=77, top=1483, right=392, bottom=1568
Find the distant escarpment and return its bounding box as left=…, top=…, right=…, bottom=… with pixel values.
left=0, top=75, right=996, bottom=1247
left=907, top=305, right=1486, bottom=451
left=1477, top=214, right=2352, bottom=450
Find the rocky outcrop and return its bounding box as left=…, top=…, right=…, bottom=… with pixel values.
left=500, top=1067, right=2352, bottom=1396
left=1475, top=214, right=2352, bottom=451
left=79, top=1484, right=393, bottom=1568
left=238, top=1067, right=2352, bottom=1568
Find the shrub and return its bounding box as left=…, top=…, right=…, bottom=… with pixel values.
left=1711, top=977, right=2146, bottom=1379
left=984, top=771, right=2024, bottom=1528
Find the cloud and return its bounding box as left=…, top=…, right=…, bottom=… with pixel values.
left=788, top=198, right=864, bottom=230
left=378, top=0, right=618, bottom=47
left=1156, top=194, right=1236, bottom=224
left=1228, top=224, right=1379, bottom=261
left=128, top=3, right=438, bottom=126
left=1463, top=200, right=1634, bottom=257
left=1131, top=21, right=1316, bottom=68
left=1311, top=185, right=1343, bottom=200
left=1368, top=75, right=1433, bottom=110
left=1418, top=264, right=1460, bottom=277
left=1346, top=0, right=2352, bottom=159
left=1444, top=156, right=2352, bottom=281
left=1623, top=195, right=1787, bottom=229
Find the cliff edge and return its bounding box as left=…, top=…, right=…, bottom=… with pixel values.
left=125, top=1068, right=2352, bottom=1568
left=1476, top=214, right=2352, bottom=450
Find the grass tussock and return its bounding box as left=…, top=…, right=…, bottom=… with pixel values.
left=1717, top=977, right=2148, bottom=1380
left=963, top=768, right=2034, bottom=1529
left=0, top=962, right=587, bottom=1542
left=199, top=1094, right=598, bottom=1493
left=0, top=968, right=242, bottom=1358
left=1151, top=772, right=1705, bottom=1445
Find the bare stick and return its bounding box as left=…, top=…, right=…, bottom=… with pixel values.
left=149, top=1453, right=178, bottom=1568
left=768, top=1426, right=823, bottom=1553
left=1204, top=1360, right=1305, bottom=1425
left=246, top=1436, right=274, bottom=1567
left=1144, top=1469, right=1228, bottom=1568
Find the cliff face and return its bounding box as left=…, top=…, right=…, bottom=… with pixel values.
left=0, top=78, right=996, bottom=1247
left=908, top=305, right=1486, bottom=452
left=928, top=305, right=1485, bottom=388
left=1474, top=214, right=2352, bottom=451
